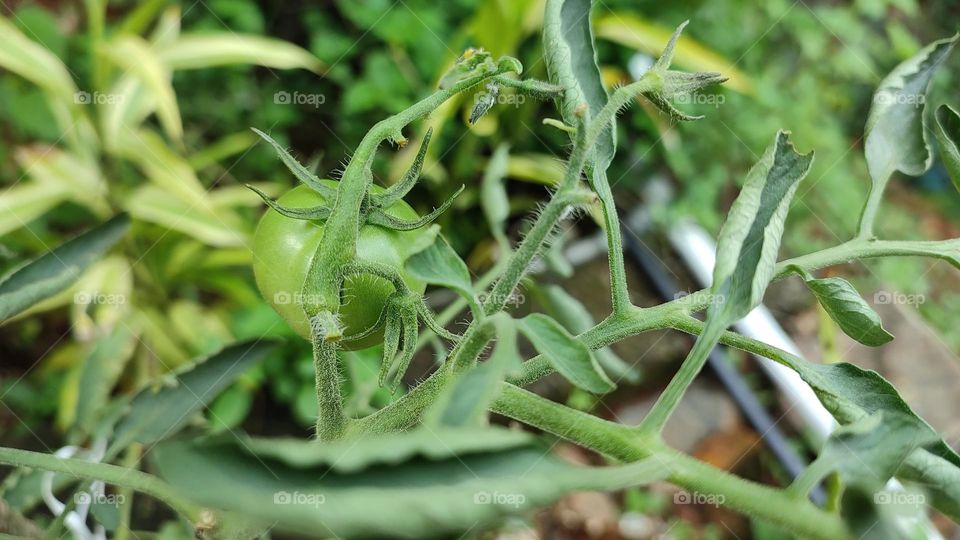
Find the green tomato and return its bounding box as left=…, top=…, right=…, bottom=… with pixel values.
left=252, top=181, right=428, bottom=350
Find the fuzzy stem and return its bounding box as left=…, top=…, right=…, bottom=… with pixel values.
left=0, top=447, right=198, bottom=522
left=312, top=336, right=346, bottom=440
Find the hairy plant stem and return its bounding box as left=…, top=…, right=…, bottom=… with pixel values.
left=313, top=336, right=346, bottom=440
left=0, top=447, right=199, bottom=523
left=489, top=384, right=848, bottom=540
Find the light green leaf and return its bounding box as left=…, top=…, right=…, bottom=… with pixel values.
left=710, top=131, right=814, bottom=325
left=864, top=33, right=957, bottom=184
left=0, top=214, right=129, bottom=322
left=788, top=268, right=893, bottom=346
left=115, top=129, right=207, bottom=205
left=72, top=325, right=138, bottom=440
left=0, top=182, right=70, bottom=237
left=152, top=428, right=665, bottom=538
left=405, top=236, right=476, bottom=305
left=543, top=0, right=615, bottom=170
left=157, top=34, right=323, bottom=73
left=0, top=16, right=77, bottom=104
left=481, top=144, right=511, bottom=234
left=101, top=35, right=183, bottom=140
left=109, top=339, right=279, bottom=453
left=125, top=186, right=248, bottom=247
left=518, top=313, right=614, bottom=394
left=934, top=104, right=960, bottom=193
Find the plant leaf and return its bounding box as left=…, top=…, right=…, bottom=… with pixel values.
left=934, top=104, right=960, bottom=193
left=157, top=34, right=323, bottom=73
left=518, top=314, right=614, bottom=394
left=0, top=215, right=129, bottom=322
left=543, top=0, right=615, bottom=170
left=481, top=144, right=511, bottom=234
left=125, top=186, right=247, bottom=247
left=109, top=339, right=279, bottom=453
left=787, top=268, right=893, bottom=346
left=405, top=236, right=476, bottom=306
left=532, top=284, right=639, bottom=383
left=864, top=33, right=957, bottom=184
left=152, top=428, right=665, bottom=538
left=100, top=35, right=183, bottom=141
left=710, top=131, right=814, bottom=325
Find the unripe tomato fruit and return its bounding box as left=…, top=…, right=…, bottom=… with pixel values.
left=252, top=181, right=427, bottom=350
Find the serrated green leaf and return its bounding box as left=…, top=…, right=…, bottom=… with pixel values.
left=152, top=428, right=665, bottom=538
left=934, top=104, right=960, bottom=193
left=0, top=215, right=129, bottom=322
left=710, top=131, right=814, bottom=325
left=109, top=340, right=279, bottom=453
left=157, top=34, right=323, bottom=73
left=518, top=313, right=614, bottom=394
left=864, top=33, right=957, bottom=184
left=788, top=268, right=893, bottom=346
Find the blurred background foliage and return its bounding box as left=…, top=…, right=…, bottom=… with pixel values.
left=1, top=0, right=958, bottom=442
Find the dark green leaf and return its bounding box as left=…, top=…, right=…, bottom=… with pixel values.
left=518, top=314, right=614, bottom=394
left=0, top=215, right=129, bottom=322
left=109, top=339, right=279, bottom=453
left=934, top=104, right=960, bottom=193
left=152, top=429, right=665, bottom=538
left=864, top=34, right=957, bottom=183
left=710, top=131, right=814, bottom=325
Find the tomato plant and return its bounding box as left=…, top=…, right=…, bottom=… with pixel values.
left=252, top=182, right=430, bottom=349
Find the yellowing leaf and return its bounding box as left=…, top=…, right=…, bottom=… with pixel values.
left=157, top=34, right=323, bottom=73
left=125, top=186, right=248, bottom=247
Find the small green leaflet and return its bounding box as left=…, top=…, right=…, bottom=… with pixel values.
left=710, top=131, right=814, bottom=325
left=405, top=235, right=478, bottom=311
left=0, top=214, right=130, bottom=322
left=481, top=144, right=511, bottom=235
left=934, top=104, right=960, bottom=193
left=864, top=33, right=957, bottom=184
left=787, top=266, right=893, bottom=346
left=518, top=313, right=614, bottom=394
